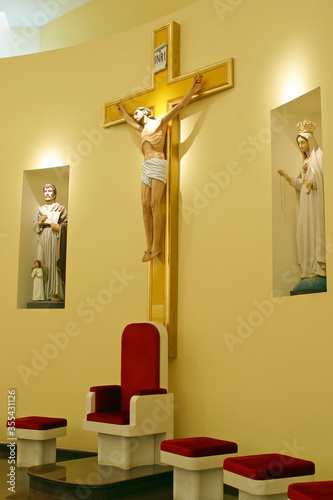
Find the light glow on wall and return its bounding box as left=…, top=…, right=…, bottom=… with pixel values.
left=38, top=153, right=67, bottom=170
left=280, top=70, right=305, bottom=104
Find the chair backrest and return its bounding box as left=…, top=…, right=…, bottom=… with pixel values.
left=121, top=322, right=164, bottom=412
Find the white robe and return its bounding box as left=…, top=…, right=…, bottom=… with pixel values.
left=33, top=202, right=68, bottom=300
left=31, top=268, right=45, bottom=301
left=291, top=132, right=326, bottom=278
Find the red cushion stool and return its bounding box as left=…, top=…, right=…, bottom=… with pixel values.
left=160, top=437, right=238, bottom=500
left=223, top=454, right=315, bottom=500
left=288, top=481, right=333, bottom=499
left=7, top=416, right=67, bottom=467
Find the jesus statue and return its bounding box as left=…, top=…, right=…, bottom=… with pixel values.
left=117, top=74, right=203, bottom=262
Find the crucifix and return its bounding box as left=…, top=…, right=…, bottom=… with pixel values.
left=103, top=21, right=233, bottom=357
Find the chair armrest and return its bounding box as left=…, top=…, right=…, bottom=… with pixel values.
left=89, top=385, right=121, bottom=412
left=129, top=392, right=174, bottom=434
left=132, top=388, right=167, bottom=396
left=90, top=384, right=120, bottom=393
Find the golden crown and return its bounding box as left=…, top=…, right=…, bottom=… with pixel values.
left=296, top=119, right=316, bottom=134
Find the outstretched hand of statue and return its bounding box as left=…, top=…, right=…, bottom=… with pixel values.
left=277, top=169, right=291, bottom=184
left=193, top=74, right=203, bottom=91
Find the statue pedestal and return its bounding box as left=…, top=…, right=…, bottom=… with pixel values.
left=27, top=301, right=65, bottom=309
left=290, top=276, right=327, bottom=296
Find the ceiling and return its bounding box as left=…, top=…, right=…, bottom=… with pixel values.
left=0, top=0, right=92, bottom=27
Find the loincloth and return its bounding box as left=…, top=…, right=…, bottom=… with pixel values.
left=141, top=158, right=168, bottom=188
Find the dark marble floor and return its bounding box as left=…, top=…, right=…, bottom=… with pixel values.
left=1, top=456, right=173, bottom=499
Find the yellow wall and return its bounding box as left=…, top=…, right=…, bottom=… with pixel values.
left=40, top=0, right=197, bottom=51
left=1, top=0, right=333, bottom=480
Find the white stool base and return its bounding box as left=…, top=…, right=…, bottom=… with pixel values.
left=239, top=493, right=286, bottom=500
left=15, top=425, right=67, bottom=468
left=174, top=467, right=223, bottom=500
left=161, top=449, right=237, bottom=500
left=224, top=470, right=315, bottom=499
left=17, top=437, right=56, bottom=467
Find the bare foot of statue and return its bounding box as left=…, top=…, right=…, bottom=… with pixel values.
left=51, top=295, right=62, bottom=302
left=146, top=248, right=161, bottom=262
left=142, top=250, right=151, bottom=263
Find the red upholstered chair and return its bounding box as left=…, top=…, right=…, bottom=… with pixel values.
left=83, top=322, right=174, bottom=469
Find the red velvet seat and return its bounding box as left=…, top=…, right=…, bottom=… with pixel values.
left=288, top=481, right=333, bottom=499
left=223, top=454, right=315, bottom=480
left=11, top=416, right=67, bottom=430
left=86, top=411, right=130, bottom=425
left=223, top=454, right=315, bottom=499
left=161, top=436, right=238, bottom=457
left=83, top=322, right=174, bottom=469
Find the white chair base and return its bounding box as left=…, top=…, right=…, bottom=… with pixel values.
left=98, top=432, right=167, bottom=469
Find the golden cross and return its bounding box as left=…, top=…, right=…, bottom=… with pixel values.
left=103, top=21, right=233, bottom=357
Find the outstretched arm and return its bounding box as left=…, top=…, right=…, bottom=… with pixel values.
left=160, top=74, right=203, bottom=125
left=117, top=103, right=143, bottom=131
left=277, top=169, right=292, bottom=184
